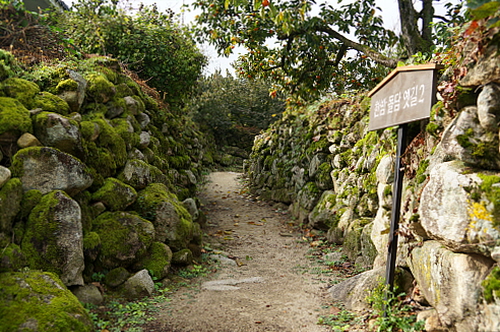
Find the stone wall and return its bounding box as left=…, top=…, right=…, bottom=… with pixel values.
left=245, top=46, right=500, bottom=331
left=0, top=51, right=208, bottom=330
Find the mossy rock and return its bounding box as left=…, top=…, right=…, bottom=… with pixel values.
left=0, top=270, right=93, bottom=332
left=171, top=248, right=193, bottom=266
left=133, top=183, right=193, bottom=250
left=85, top=73, right=116, bottom=103
left=0, top=178, right=23, bottom=234
left=91, top=177, right=137, bottom=211
left=83, top=231, right=101, bottom=263
left=56, top=79, right=78, bottom=92
left=0, top=97, right=32, bottom=136
left=117, top=159, right=168, bottom=190
left=0, top=77, right=40, bottom=108
left=21, top=190, right=85, bottom=286
left=0, top=243, right=27, bottom=272
left=482, top=266, right=500, bottom=303
left=136, top=242, right=173, bottom=279
left=104, top=267, right=130, bottom=288
left=92, top=211, right=155, bottom=270
left=33, top=91, right=71, bottom=115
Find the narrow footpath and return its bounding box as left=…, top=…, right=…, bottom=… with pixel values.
left=148, top=172, right=334, bottom=332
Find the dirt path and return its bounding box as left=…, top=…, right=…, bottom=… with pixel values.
left=148, top=172, right=333, bottom=332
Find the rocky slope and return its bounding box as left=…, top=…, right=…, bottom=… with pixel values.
left=245, top=45, right=500, bottom=331
left=0, top=50, right=208, bottom=331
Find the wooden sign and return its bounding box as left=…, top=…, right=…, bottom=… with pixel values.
left=368, top=64, right=443, bottom=131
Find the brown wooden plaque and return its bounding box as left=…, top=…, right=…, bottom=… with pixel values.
left=368, top=64, right=442, bottom=131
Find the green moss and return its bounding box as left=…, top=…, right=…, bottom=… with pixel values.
left=0, top=97, right=33, bottom=136
left=168, top=155, right=191, bottom=169
left=316, top=162, right=333, bottom=189
left=103, top=267, right=130, bottom=288
left=115, top=83, right=134, bottom=98
left=477, top=173, right=500, bottom=226
left=83, top=232, right=101, bottom=252
left=33, top=91, right=71, bottom=115
left=92, top=211, right=155, bottom=269
left=415, top=159, right=430, bottom=184
left=0, top=178, right=23, bottom=233
left=456, top=128, right=475, bottom=149
left=141, top=242, right=172, bottom=279
left=91, top=177, right=137, bottom=211
left=21, top=191, right=70, bottom=274
left=0, top=243, right=27, bottom=272
left=111, top=117, right=140, bottom=149
left=425, top=122, right=440, bottom=136
left=55, top=79, right=78, bottom=92
left=83, top=141, right=117, bottom=178
left=0, top=271, right=92, bottom=332
left=0, top=77, right=40, bottom=108
left=482, top=266, right=500, bottom=303
left=85, top=73, right=116, bottom=103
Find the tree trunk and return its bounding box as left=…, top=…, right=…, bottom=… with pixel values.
left=398, top=0, right=432, bottom=57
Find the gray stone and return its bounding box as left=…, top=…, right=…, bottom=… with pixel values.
left=128, top=148, right=145, bottom=161
left=33, top=112, right=84, bottom=158
left=118, top=159, right=167, bottom=190
left=72, top=284, right=104, bottom=305
left=209, top=254, right=237, bottom=266
left=419, top=161, right=499, bottom=254
left=23, top=191, right=85, bottom=286
left=308, top=190, right=338, bottom=230
left=328, top=267, right=412, bottom=311
left=139, top=131, right=150, bottom=148
left=408, top=241, right=494, bottom=330
left=124, top=96, right=142, bottom=115
left=477, top=83, right=500, bottom=131
left=122, top=269, right=155, bottom=300
left=137, top=112, right=150, bottom=129
left=202, top=277, right=264, bottom=291
left=0, top=165, right=11, bottom=188
left=12, top=147, right=93, bottom=196
left=461, top=45, right=500, bottom=87
left=183, top=198, right=199, bottom=221
left=441, top=106, right=500, bottom=170
left=376, top=154, right=394, bottom=184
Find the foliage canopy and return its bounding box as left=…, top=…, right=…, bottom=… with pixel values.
left=192, top=0, right=465, bottom=100
left=61, top=0, right=207, bottom=106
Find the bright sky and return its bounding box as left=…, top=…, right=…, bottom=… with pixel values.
left=65, top=0, right=460, bottom=75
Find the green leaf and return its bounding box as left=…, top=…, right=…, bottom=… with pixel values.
left=467, top=0, right=496, bottom=10
left=470, top=1, right=500, bottom=19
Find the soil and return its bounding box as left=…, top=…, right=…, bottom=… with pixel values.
left=145, top=171, right=343, bottom=332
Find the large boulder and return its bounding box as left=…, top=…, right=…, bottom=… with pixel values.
left=134, top=242, right=173, bottom=280
left=11, top=147, right=93, bottom=196
left=92, top=211, right=155, bottom=270
left=419, top=161, right=500, bottom=255
left=0, top=271, right=93, bottom=332
left=408, top=241, right=494, bottom=331
left=21, top=190, right=85, bottom=286
left=133, top=183, right=194, bottom=251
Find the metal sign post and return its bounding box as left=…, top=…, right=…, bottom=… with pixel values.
left=368, top=64, right=442, bottom=303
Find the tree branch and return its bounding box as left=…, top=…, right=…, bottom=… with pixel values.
left=315, top=26, right=398, bottom=68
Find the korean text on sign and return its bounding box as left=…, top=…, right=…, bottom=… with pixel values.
left=373, top=84, right=426, bottom=118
